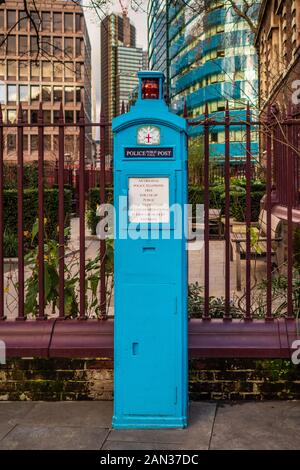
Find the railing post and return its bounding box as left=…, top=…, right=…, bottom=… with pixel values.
left=245, top=103, right=252, bottom=320
left=100, top=109, right=107, bottom=320
left=287, top=105, right=294, bottom=319
left=37, top=103, right=46, bottom=320
left=224, top=102, right=231, bottom=319
left=203, top=103, right=210, bottom=320
left=16, top=104, right=25, bottom=321
left=0, top=104, right=4, bottom=320
left=79, top=103, right=86, bottom=320
left=266, top=105, right=273, bottom=321
left=58, top=103, right=65, bottom=319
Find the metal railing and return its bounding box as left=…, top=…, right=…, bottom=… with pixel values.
left=0, top=102, right=298, bottom=358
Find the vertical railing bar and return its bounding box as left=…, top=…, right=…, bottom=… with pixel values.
left=224, top=102, right=231, bottom=319
left=58, top=104, right=65, bottom=319
left=0, top=105, right=4, bottom=320
left=37, top=103, right=46, bottom=320
left=203, top=103, right=210, bottom=320
left=16, top=104, right=25, bottom=321
left=245, top=103, right=252, bottom=320
left=100, top=110, right=107, bottom=320
left=79, top=104, right=86, bottom=320
left=287, top=107, right=294, bottom=319
left=266, top=106, right=273, bottom=321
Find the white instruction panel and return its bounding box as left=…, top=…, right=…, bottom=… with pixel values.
left=128, top=177, right=170, bottom=223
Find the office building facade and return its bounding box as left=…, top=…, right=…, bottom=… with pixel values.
left=148, top=0, right=259, bottom=163
left=0, top=0, right=92, bottom=163
left=101, top=13, right=138, bottom=155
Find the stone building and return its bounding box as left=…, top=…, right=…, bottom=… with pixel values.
left=0, top=0, right=92, bottom=163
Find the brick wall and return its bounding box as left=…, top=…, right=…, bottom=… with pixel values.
left=0, top=358, right=299, bottom=401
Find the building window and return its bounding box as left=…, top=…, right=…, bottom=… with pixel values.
left=75, top=13, right=83, bottom=32
left=23, top=134, right=28, bottom=150
left=65, top=86, right=74, bottom=103
left=53, top=13, right=62, bottom=32
left=30, top=12, right=41, bottom=32
left=7, top=134, right=16, bottom=152
left=43, top=110, right=51, bottom=124
left=45, top=135, right=51, bottom=150
left=0, top=36, right=5, bottom=56
left=64, top=13, right=73, bottom=32
left=19, top=61, right=28, bottom=80
left=30, top=36, right=39, bottom=54
left=42, top=86, right=51, bottom=101
left=41, top=36, right=51, bottom=55
left=64, top=37, right=73, bottom=57
left=76, top=87, right=82, bottom=103
left=31, top=61, right=40, bottom=81
left=53, top=111, right=60, bottom=123
left=0, top=61, right=4, bottom=80
left=7, top=35, right=16, bottom=54
left=42, top=61, right=52, bottom=80
left=42, top=12, right=51, bottom=31
left=19, top=85, right=29, bottom=103
left=75, top=62, right=83, bottom=80
left=0, top=84, right=5, bottom=104
left=53, top=62, right=62, bottom=81
left=64, top=62, right=74, bottom=81
left=19, top=35, right=28, bottom=55
left=18, top=11, right=27, bottom=31
left=7, top=10, right=16, bottom=29
left=65, top=110, right=74, bottom=123
left=30, top=110, right=38, bottom=124
left=31, top=135, right=38, bottom=151
left=53, top=37, right=62, bottom=58
left=7, top=85, right=17, bottom=104
left=53, top=86, right=63, bottom=102
left=7, top=109, right=17, bottom=124
left=30, top=85, right=40, bottom=102
left=0, top=11, right=4, bottom=30
left=75, top=38, right=83, bottom=57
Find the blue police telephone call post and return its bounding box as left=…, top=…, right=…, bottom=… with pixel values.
left=112, top=71, right=188, bottom=429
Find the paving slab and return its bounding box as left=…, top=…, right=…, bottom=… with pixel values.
left=0, top=402, right=35, bottom=423
left=107, top=402, right=216, bottom=450
left=210, top=401, right=300, bottom=450
left=0, top=424, right=109, bottom=450
left=20, top=401, right=113, bottom=429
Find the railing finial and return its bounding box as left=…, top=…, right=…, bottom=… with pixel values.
left=79, top=102, right=85, bottom=123
left=59, top=102, right=64, bottom=124
left=17, top=103, right=23, bottom=123
left=38, top=102, right=43, bottom=124
left=183, top=99, right=188, bottom=119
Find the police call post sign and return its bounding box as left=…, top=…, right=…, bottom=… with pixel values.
left=125, top=147, right=173, bottom=158
left=128, top=177, right=170, bottom=224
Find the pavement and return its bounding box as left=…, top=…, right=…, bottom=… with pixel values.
left=0, top=401, right=299, bottom=450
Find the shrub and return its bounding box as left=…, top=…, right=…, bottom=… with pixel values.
left=87, top=187, right=113, bottom=235
left=3, top=188, right=72, bottom=257
left=210, top=180, right=266, bottom=222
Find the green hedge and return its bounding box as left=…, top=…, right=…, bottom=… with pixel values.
left=87, top=187, right=113, bottom=235
left=189, top=179, right=266, bottom=223
left=4, top=188, right=72, bottom=257
left=4, top=163, right=41, bottom=189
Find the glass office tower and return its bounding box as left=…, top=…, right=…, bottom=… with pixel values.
left=148, top=0, right=259, bottom=163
